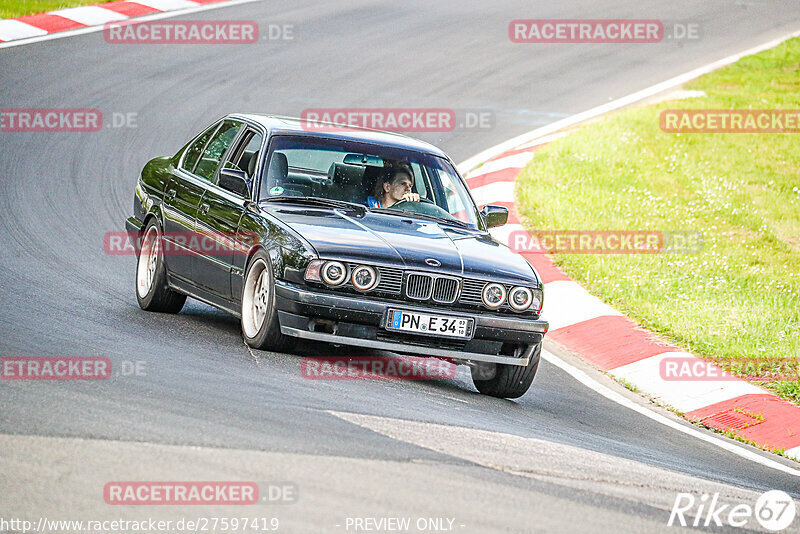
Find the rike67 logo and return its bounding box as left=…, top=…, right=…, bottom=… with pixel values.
left=668, top=490, right=796, bottom=531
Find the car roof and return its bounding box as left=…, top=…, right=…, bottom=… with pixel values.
left=229, top=114, right=450, bottom=159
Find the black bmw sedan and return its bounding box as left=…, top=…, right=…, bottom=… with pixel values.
left=126, top=114, right=548, bottom=398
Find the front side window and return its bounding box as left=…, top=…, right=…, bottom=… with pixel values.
left=258, top=135, right=480, bottom=228
left=223, top=130, right=264, bottom=179
left=181, top=122, right=219, bottom=173
left=193, top=120, right=243, bottom=182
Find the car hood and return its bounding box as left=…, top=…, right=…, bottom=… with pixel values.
left=263, top=204, right=539, bottom=285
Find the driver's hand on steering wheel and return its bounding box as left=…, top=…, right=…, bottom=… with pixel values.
left=402, top=192, right=420, bottom=202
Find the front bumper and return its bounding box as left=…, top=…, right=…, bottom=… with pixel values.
left=275, top=281, right=548, bottom=367
left=125, top=216, right=141, bottom=234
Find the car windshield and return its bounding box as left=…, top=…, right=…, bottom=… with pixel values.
left=258, top=135, right=480, bottom=228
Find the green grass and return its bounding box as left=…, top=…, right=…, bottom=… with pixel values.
left=1, top=0, right=115, bottom=19
left=515, top=37, right=800, bottom=404
left=617, top=378, right=640, bottom=393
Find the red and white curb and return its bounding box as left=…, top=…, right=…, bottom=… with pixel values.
left=0, top=0, right=235, bottom=42
left=462, top=127, right=800, bottom=464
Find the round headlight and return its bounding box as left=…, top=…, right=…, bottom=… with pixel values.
left=321, top=261, right=347, bottom=285
left=351, top=265, right=378, bottom=291
left=482, top=283, right=506, bottom=309
left=509, top=286, right=533, bottom=311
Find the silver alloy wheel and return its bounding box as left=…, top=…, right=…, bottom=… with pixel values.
left=242, top=258, right=270, bottom=338
left=136, top=226, right=160, bottom=299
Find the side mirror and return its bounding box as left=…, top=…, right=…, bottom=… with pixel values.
left=219, top=168, right=251, bottom=198
left=480, top=205, right=509, bottom=228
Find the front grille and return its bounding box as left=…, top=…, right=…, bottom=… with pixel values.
left=317, top=261, right=536, bottom=316
left=404, top=273, right=460, bottom=303
left=375, top=266, right=403, bottom=294
left=432, top=277, right=459, bottom=304
left=405, top=273, right=433, bottom=300
left=345, top=264, right=403, bottom=294
left=459, top=279, right=485, bottom=306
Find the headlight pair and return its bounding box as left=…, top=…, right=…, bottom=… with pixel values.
left=482, top=283, right=542, bottom=312
left=305, top=260, right=379, bottom=291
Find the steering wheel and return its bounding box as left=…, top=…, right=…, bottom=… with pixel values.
left=393, top=196, right=435, bottom=207
left=389, top=197, right=457, bottom=221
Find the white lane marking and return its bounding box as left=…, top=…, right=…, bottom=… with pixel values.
left=541, top=280, right=622, bottom=331
left=49, top=6, right=128, bottom=25
left=0, top=0, right=264, bottom=48
left=131, top=0, right=200, bottom=10
left=467, top=151, right=533, bottom=179
left=541, top=349, right=800, bottom=477
left=610, top=352, right=766, bottom=413
left=457, top=27, right=800, bottom=175
left=0, top=20, right=48, bottom=41
left=469, top=181, right=515, bottom=206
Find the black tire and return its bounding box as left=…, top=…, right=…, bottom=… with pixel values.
left=135, top=219, right=186, bottom=313
left=241, top=251, right=297, bottom=353
left=471, top=341, right=541, bottom=399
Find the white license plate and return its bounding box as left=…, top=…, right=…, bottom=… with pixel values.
left=386, top=309, right=473, bottom=339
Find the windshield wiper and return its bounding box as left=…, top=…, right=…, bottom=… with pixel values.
left=371, top=208, right=472, bottom=229
left=261, top=196, right=366, bottom=213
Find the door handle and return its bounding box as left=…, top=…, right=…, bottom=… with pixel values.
left=166, top=188, right=176, bottom=200
left=199, top=203, right=210, bottom=215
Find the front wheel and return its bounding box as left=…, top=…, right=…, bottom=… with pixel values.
left=241, top=252, right=297, bottom=353
left=471, top=342, right=541, bottom=399
left=135, top=220, right=186, bottom=313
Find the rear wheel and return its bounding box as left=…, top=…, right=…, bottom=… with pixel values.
left=241, top=252, right=297, bottom=352
left=135, top=220, right=186, bottom=313
left=471, top=342, right=541, bottom=399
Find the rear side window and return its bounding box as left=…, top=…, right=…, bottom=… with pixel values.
left=181, top=123, right=219, bottom=174
left=194, top=120, right=243, bottom=182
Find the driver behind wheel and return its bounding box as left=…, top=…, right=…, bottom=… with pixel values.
left=366, top=162, right=420, bottom=208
